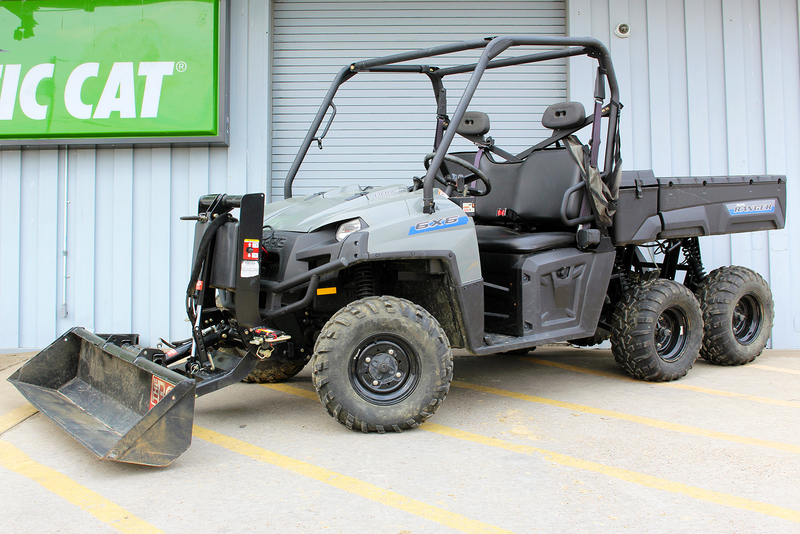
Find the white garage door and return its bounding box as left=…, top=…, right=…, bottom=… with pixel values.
left=271, top=0, right=567, bottom=199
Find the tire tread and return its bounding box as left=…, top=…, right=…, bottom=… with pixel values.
left=696, top=266, right=774, bottom=365
left=611, top=279, right=703, bottom=382
left=311, top=296, right=452, bottom=433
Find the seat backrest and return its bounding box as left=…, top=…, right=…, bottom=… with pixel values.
left=456, top=111, right=491, bottom=137
left=465, top=147, right=583, bottom=226
left=542, top=101, right=586, bottom=130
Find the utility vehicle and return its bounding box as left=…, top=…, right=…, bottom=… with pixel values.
left=10, top=36, right=786, bottom=465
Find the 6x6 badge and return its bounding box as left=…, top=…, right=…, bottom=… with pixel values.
left=409, top=215, right=468, bottom=235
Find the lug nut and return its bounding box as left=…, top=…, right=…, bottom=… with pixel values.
left=395, top=372, right=402, bottom=378
left=388, top=349, right=395, bottom=355
left=372, top=380, right=379, bottom=386
left=365, top=357, right=371, bottom=363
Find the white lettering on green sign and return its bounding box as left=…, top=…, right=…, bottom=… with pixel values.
left=0, top=61, right=175, bottom=120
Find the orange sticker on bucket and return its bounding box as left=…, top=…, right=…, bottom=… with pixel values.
left=149, top=376, right=175, bottom=409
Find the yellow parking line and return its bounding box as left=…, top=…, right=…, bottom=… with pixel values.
left=451, top=380, right=800, bottom=454
left=750, top=364, right=800, bottom=376
left=267, top=381, right=800, bottom=455
left=193, top=425, right=513, bottom=534
left=523, top=358, right=800, bottom=409
left=0, top=441, right=164, bottom=534
left=0, top=404, right=38, bottom=434
left=422, top=423, right=800, bottom=524
left=265, top=383, right=800, bottom=524
left=264, top=382, right=318, bottom=400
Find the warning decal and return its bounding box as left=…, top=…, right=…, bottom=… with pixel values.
left=149, top=376, right=175, bottom=410
left=241, top=260, right=259, bottom=278
left=243, top=239, right=260, bottom=260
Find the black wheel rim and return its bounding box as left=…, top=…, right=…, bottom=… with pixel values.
left=349, top=334, right=420, bottom=406
left=732, top=293, right=762, bottom=345
left=654, top=306, right=688, bottom=362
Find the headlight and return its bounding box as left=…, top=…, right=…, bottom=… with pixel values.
left=335, top=218, right=363, bottom=242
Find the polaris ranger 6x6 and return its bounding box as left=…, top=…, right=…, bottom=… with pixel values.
left=10, top=35, right=786, bottom=465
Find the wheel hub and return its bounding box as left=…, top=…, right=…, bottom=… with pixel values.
left=350, top=336, right=419, bottom=405
left=366, top=352, right=402, bottom=386
left=655, top=307, right=687, bottom=362
left=732, top=293, right=762, bottom=344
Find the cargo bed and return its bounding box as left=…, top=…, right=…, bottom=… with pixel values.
left=612, top=172, right=786, bottom=246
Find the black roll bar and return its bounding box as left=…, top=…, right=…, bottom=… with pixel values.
left=283, top=35, right=620, bottom=214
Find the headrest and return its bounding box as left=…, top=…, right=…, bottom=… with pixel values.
left=456, top=111, right=490, bottom=136
left=542, top=102, right=586, bottom=130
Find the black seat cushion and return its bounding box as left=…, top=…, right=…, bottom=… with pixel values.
left=475, top=226, right=576, bottom=253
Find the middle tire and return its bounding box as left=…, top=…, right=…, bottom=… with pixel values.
left=611, top=279, right=703, bottom=382
left=311, top=296, right=453, bottom=433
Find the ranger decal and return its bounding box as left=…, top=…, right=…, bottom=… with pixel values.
left=726, top=199, right=776, bottom=216
left=409, top=215, right=468, bottom=235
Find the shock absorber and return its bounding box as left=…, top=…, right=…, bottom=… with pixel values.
left=354, top=263, right=376, bottom=299
left=681, top=237, right=706, bottom=287
left=615, top=248, right=630, bottom=293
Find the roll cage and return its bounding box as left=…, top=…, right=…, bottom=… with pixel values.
left=283, top=35, right=621, bottom=215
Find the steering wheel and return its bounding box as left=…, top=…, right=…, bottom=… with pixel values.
left=423, top=153, right=492, bottom=197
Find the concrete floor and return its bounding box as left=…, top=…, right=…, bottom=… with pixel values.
left=1, top=346, right=798, bottom=533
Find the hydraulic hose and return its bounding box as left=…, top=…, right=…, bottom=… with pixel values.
left=186, top=212, right=232, bottom=321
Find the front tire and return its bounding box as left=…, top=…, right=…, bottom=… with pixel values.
left=696, top=266, right=774, bottom=365
left=311, top=296, right=452, bottom=433
left=611, top=279, right=703, bottom=382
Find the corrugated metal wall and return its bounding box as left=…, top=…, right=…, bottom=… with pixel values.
left=568, top=0, right=800, bottom=349
left=0, top=0, right=272, bottom=349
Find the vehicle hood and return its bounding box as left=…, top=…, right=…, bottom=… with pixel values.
left=263, top=184, right=418, bottom=232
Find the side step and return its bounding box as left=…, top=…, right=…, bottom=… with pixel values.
left=7, top=328, right=195, bottom=466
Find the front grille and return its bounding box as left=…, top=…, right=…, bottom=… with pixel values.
left=262, top=253, right=280, bottom=279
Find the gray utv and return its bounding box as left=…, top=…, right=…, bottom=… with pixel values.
left=10, top=36, right=786, bottom=465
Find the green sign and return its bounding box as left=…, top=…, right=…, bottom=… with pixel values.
left=0, top=0, right=229, bottom=145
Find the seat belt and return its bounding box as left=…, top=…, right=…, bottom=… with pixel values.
left=589, top=67, right=606, bottom=169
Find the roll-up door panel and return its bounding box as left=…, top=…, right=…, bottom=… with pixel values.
left=271, top=0, right=567, bottom=199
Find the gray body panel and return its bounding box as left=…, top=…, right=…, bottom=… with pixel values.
left=478, top=247, right=615, bottom=354
left=263, top=184, right=482, bottom=285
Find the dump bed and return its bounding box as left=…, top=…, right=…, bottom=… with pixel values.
left=612, top=171, right=786, bottom=245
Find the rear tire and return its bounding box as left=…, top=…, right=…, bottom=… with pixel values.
left=696, top=266, right=774, bottom=365
left=611, top=279, right=703, bottom=382
left=311, top=296, right=452, bottom=433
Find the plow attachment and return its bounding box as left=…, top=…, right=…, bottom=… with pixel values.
left=7, top=328, right=195, bottom=467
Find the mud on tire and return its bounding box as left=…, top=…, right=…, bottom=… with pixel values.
left=611, top=279, right=703, bottom=382
left=243, top=359, right=307, bottom=383
left=311, top=296, right=453, bottom=433
left=570, top=327, right=611, bottom=347
left=696, top=266, right=774, bottom=366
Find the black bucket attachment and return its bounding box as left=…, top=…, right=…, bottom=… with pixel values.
left=8, top=328, right=195, bottom=467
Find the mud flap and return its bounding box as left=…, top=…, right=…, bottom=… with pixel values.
left=7, top=328, right=195, bottom=467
